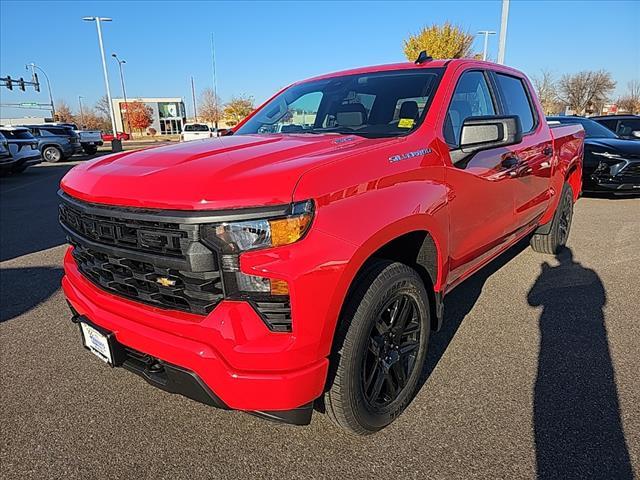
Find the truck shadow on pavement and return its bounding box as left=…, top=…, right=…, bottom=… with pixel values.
left=528, top=247, right=633, bottom=480
left=0, top=266, right=64, bottom=322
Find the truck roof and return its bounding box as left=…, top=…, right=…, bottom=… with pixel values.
left=298, top=58, right=518, bottom=84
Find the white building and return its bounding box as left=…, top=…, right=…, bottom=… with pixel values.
left=111, top=97, right=186, bottom=135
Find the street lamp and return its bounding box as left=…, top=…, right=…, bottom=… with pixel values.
left=497, top=0, right=510, bottom=64
left=78, top=95, right=85, bottom=127
left=82, top=16, right=121, bottom=152
left=25, top=63, right=55, bottom=119
left=111, top=53, right=129, bottom=135
left=477, top=31, right=496, bottom=61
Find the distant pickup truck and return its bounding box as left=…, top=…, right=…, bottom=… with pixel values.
left=56, top=123, right=103, bottom=155
left=59, top=54, right=584, bottom=434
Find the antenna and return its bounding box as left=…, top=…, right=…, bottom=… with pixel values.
left=211, top=32, right=219, bottom=132
left=415, top=50, right=432, bottom=65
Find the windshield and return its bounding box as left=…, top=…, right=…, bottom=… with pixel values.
left=236, top=68, right=444, bottom=138
left=548, top=116, right=618, bottom=139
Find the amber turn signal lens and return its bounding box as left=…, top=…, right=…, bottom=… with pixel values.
left=270, top=278, right=289, bottom=296
left=269, top=214, right=313, bottom=247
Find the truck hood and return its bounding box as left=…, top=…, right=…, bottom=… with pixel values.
left=61, top=134, right=394, bottom=210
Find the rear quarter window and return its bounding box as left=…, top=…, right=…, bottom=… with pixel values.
left=0, top=130, right=35, bottom=140
left=494, top=73, right=536, bottom=133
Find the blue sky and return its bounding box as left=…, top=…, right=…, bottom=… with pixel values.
left=1, top=0, right=639, bottom=119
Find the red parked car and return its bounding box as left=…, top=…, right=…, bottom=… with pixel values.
left=59, top=55, right=584, bottom=434
left=101, top=132, right=130, bottom=142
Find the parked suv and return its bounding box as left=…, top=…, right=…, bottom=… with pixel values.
left=0, top=126, right=41, bottom=174
left=23, top=124, right=82, bottom=162
left=591, top=114, right=640, bottom=140
left=60, top=56, right=584, bottom=434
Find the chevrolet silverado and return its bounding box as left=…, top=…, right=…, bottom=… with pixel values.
left=59, top=54, right=584, bottom=434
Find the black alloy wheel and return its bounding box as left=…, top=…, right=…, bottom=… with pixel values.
left=362, top=294, right=421, bottom=409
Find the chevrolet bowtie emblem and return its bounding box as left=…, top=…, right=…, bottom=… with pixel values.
left=156, top=277, right=176, bottom=287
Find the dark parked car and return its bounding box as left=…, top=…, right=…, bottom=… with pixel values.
left=0, top=127, right=42, bottom=174
left=548, top=116, right=640, bottom=194
left=591, top=114, right=640, bottom=140
left=22, top=124, right=82, bottom=162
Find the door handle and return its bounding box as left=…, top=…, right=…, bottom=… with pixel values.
left=501, top=156, right=520, bottom=169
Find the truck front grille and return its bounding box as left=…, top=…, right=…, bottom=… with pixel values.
left=72, top=243, right=223, bottom=315
left=60, top=202, right=187, bottom=257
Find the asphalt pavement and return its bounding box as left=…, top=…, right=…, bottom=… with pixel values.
left=1, top=163, right=639, bottom=479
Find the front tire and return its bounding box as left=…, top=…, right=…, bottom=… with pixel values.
left=42, top=146, right=63, bottom=163
left=531, top=183, right=574, bottom=254
left=324, top=260, right=430, bottom=435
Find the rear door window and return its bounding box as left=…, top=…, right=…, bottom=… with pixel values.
left=494, top=73, right=536, bottom=133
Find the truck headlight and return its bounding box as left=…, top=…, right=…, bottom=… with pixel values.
left=200, top=200, right=313, bottom=296
left=201, top=200, right=314, bottom=254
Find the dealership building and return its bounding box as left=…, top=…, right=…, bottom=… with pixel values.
left=112, top=97, right=186, bottom=135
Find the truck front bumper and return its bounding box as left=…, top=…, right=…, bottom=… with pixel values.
left=62, top=248, right=329, bottom=423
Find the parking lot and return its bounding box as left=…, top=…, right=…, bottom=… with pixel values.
left=1, top=163, right=638, bottom=479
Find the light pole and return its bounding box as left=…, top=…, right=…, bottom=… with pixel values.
left=112, top=53, right=129, bottom=135
left=25, top=63, right=55, bottom=119
left=82, top=16, right=121, bottom=152
left=477, top=31, right=496, bottom=61
left=78, top=95, right=85, bottom=127
left=497, top=0, right=510, bottom=64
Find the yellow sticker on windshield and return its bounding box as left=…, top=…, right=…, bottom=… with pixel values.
left=398, top=118, right=415, bottom=128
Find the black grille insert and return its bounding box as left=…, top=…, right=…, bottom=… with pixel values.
left=254, top=300, right=292, bottom=332
left=60, top=203, right=187, bottom=257
left=72, top=244, right=223, bottom=315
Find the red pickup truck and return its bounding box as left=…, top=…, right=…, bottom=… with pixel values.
left=59, top=55, right=584, bottom=434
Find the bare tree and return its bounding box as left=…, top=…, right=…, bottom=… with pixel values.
left=54, top=100, right=75, bottom=123
left=95, top=95, right=111, bottom=118
left=532, top=70, right=561, bottom=115
left=77, top=107, right=110, bottom=131
left=198, top=88, right=223, bottom=126
left=558, top=70, right=616, bottom=115
left=617, top=79, right=640, bottom=114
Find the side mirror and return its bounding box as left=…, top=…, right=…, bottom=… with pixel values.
left=632, top=130, right=640, bottom=139
left=451, top=115, right=523, bottom=167
left=217, top=128, right=233, bottom=137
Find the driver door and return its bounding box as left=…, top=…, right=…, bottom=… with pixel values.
left=443, top=69, right=520, bottom=287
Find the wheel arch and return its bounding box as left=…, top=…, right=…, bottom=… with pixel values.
left=324, top=218, right=447, bottom=356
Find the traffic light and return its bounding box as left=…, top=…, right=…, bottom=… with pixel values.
left=6, top=75, right=12, bottom=90
left=33, top=73, right=40, bottom=92
left=18, top=77, right=25, bottom=91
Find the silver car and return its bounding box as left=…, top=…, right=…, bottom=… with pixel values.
left=0, top=127, right=42, bottom=174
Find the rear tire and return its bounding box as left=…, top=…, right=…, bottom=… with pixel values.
left=324, top=260, right=430, bottom=435
left=530, top=183, right=574, bottom=254
left=42, top=146, right=63, bottom=163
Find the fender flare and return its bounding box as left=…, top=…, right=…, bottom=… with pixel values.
left=319, top=214, right=448, bottom=353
